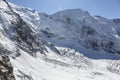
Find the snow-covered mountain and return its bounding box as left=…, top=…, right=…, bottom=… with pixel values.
left=38, top=10, right=120, bottom=55
left=10, top=3, right=120, bottom=57
left=0, top=0, right=120, bottom=80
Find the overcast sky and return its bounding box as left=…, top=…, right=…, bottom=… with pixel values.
left=8, top=0, right=120, bottom=19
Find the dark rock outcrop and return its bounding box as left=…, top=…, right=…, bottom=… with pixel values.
left=0, top=0, right=46, bottom=57
left=0, top=56, right=15, bottom=80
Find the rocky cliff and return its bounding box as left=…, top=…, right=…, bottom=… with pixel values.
left=0, top=56, right=15, bottom=80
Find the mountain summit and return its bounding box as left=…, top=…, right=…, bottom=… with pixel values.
left=0, top=0, right=120, bottom=80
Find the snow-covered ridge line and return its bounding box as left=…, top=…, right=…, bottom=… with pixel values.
left=0, top=0, right=120, bottom=80
left=10, top=1, right=120, bottom=55
left=38, top=9, right=120, bottom=55
left=0, top=0, right=46, bottom=56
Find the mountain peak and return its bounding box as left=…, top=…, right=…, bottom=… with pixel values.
left=0, top=1, right=120, bottom=80
left=51, top=8, right=90, bottom=18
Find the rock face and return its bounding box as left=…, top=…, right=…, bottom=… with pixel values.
left=0, top=56, right=15, bottom=80
left=113, top=18, right=120, bottom=24
left=0, top=0, right=120, bottom=80
left=10, top=2, right=120, bottom=55
left=37, top=10, right=120, bottom=54
left=0, top=0, right=46, bottom=57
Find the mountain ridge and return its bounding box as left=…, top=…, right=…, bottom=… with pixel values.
left=0, top=0, right=120, bottom=80
left=36, top=7, right=120, bottom=56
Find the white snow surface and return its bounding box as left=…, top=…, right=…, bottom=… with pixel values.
left=10, top=2, right=120, bottom=59
left=10, top=48, right=120, bottom=80
left=0, top=1, right=119, bottom=80
left=10, top=2, right=120, bottom=57
left=0, top=0, right=17, bottom=54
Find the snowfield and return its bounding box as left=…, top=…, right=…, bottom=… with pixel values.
left=0, top=0, right=120, bottom=80
left=10, top=49, right=120, bottom=80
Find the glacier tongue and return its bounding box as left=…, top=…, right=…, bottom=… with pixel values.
left=10, top=48, right=120, bottom=80
left=0, top=0, right=120, bottom=80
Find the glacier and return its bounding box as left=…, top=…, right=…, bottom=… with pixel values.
left=0, top=0, right=120, bottom=80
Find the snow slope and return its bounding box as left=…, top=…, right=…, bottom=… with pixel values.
left=37, top=9, right=120, bottom=55
left=0, top=0, right=120, bottom=80
left=10, top=48, right=120, bottom=80
left=10, top=3, right=120, bottom=59
left=10, top=3, right=120, bottom=56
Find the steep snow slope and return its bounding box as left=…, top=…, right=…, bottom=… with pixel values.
left=37, top=9, right=120, bottom=55
left=9, top=2, right=41, bottom=30
left=0, top=0, right=120, bottom=80
left=10, top=3, right=120, bottom=59
left=10, top=3, right=120, bottom=55
left=0, top=0, right=46, bottom=56
left=0, top=0, right=17, bottom=55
